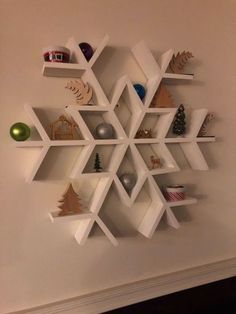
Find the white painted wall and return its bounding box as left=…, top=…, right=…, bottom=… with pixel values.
left=1, top=0, right=236, bottom=313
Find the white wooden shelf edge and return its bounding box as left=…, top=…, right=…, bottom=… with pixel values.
left=49, top=211, right=93, bottom=222
left=163, top=72, right=194, bottom=80
left=167, top=197, right=197, bottom=207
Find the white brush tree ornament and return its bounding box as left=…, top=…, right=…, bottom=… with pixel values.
left=15, top=35, right=215, bottom=246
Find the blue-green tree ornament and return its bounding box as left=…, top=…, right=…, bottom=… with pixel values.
left=10, top=122, right=31, bottom=141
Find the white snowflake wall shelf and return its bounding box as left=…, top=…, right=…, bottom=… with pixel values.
left=15, top=35, right=215, bottom=246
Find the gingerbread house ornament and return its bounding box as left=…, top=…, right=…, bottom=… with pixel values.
left=51, top=115, right=78, bottom=140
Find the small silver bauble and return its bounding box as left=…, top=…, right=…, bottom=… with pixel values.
left=95, top=122, right=114, bottom=139
left=120, top=173, right=137, bottom=192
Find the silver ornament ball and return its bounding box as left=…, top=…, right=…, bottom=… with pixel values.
left=120, top=173, right=136, bottom=191
left=95, top=123, right=114, bottom=139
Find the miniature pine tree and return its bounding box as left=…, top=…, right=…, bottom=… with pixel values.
left=172, top=104, right=186, bottom=135
left=94, top=153, right=103, bottom=172
left=58, top=183, right=83, bottom=216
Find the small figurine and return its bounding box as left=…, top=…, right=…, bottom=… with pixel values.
left=94, top=153, right=103, bottom=172
left=135, top=128, right=153, bottom=138
left=65, top=79, right=93, bottom=105
left=150, top=155, right=162, bottom=169
left=51, top=115, right=78, bottom=140
left=198, top=113, right=215, bottom=137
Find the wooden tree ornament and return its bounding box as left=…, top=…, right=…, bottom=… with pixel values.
left=150, top=83, right=175, bottom=108
left=58, top=184, right=83, bottom=216
left=65, top=79, right=93, bottom=105
left=168, top=51, right=193, bottom=74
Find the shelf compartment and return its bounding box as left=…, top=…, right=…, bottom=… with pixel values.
left=113, top=80, right=144, bottom=138
left=81, top=70, right=110, bottom=107
left=88, top=34, right=110, bottom=68
left=180, top=142, right=209, bottom=170
left=33, top=146, right=84, bottom=181
left=79, top=110, right=125, bottom=140
left=74, top=216, right=118, bottom=246
left=81, top=144, right=125, bottom=174
left=95, top=216, right=118, bottom=246
left=115, top=145, right=146, bottom=205
left=23, top=146, right=49, bottom=183
left=138, top=178, right=166, bottom=238
left=132, top=41, right=174, bottom=107
left=138, top=201, right=165, bottom=238
left=75, top=218, right=95, bottom=245
left=24, top=104, right=50, bottom=141
left=135, top=110, right=176, bottom=140
left=28, top=105, right=84, bottom=141
left=66, top=35, right=110, bottom=68
left=185, top=109, right=208, bottom=137
left=87, top=176, right=113, bottom=214
left=136, top=143, right=179, bottom=174
left=165, top=207, right=180, bottom=229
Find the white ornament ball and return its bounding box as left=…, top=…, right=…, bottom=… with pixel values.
left=120, top=173, right=136, bottom=192
left=95, top=123, right=114, bottom=139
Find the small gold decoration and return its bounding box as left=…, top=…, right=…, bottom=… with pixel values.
left=168, top=51, right=193, bottom=74
left=150, top=83, right=175, bottom=108
left=135, top=128, right=153, bottom=138
left=51, top=115, right=78, bottom=140
left=65, top=79, right=93, bottom=105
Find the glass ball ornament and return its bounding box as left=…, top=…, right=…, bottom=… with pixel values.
left=133, top=83, right=146, bottom=100
left=10, top=122, right=30, bottom=141
left=79, top=42, right=94, bottom=61
left=120, top=173, right=137, bottom=192
left=95, top=123, right=115, bottom=139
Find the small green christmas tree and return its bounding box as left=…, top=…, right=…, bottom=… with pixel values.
left=94, top=153, right=103, bottom=172
left=172, top=104, right=186, bottom=135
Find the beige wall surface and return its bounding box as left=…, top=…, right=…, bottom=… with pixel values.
left=1, top=0, right=236, bottom=312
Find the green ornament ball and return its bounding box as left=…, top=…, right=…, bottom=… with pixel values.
left=10, top=122, right=31, bottom=141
